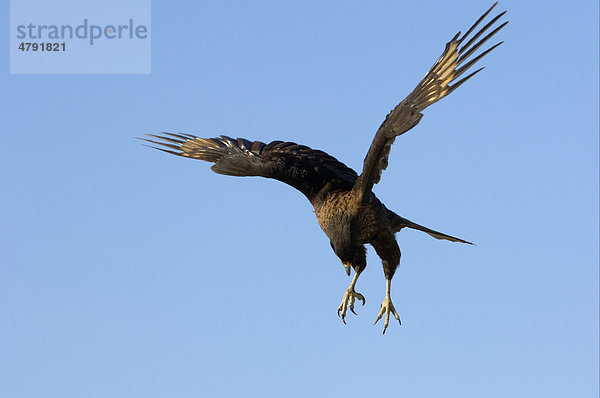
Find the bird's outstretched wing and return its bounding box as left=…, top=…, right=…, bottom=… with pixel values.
left=140, top=134, right=358, bottom=203
left=353, top=2, right=508, bottom=201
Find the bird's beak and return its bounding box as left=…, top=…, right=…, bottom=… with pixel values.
left=343, top=262, right=352, bottom=276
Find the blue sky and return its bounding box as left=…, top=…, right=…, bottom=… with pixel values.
left=2, top=1, right=598, bottom=397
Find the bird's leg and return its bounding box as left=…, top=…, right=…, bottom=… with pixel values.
left=374, top=278, right=401, bottom=334
left=337, top=270, right=366, bottom=323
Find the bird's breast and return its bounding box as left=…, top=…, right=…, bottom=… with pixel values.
left=313, top=190, right=384, bottom=243
left=314, top=191, right=355, bottom=234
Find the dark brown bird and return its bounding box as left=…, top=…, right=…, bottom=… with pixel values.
left=141, top=3, right=507, bottom=333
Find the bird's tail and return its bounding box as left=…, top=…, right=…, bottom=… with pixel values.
left=390, top=213, right=472, bottom=245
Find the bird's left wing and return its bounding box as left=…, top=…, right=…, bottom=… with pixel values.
left=352, top=3, right=508, bottom=201
left=141, top=134, right=358, bottom=203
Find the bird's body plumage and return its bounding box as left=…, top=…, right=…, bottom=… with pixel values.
left=141, top=3, right=507, bottom=333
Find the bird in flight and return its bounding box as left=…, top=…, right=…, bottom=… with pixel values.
left=141, top=3, right=507, bottom=334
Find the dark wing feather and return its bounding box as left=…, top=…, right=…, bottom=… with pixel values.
left=140, top=133, right=358, bottom=203
left=353, top=2, right=508, bottom=200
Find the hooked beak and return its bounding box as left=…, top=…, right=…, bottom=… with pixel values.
left=343, top=262, right=352, bottom=276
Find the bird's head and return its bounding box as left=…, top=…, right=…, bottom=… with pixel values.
left=329, top=222, right=366, bottom=276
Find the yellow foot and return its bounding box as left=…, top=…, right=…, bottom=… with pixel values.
left=337, top=288, right=366, bottom=324
left=374, top=296, right=401, bottom=334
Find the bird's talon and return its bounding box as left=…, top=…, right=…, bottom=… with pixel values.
left=337, top=287, right=365, bottom=323
left=374, top=295, right=401, bottom=333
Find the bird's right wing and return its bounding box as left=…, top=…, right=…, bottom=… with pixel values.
left=352, top=3, right=508, bottom=201
left=140, top=134, right=358, bottom=203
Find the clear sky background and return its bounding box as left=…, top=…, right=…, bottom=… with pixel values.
left=2, top=1, right=598, bottom=397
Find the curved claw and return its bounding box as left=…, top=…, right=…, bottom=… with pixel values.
left=355, top=292, right=366, bottom=306
left=374, top=296, right=401, bottom=334
left=337, top=306, right=347, bottom=324
left=350, top=292, right=366, bottom=315
left=337, top=288, right=366, bottom=324
left=337, top=300, right=348, bottom=324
